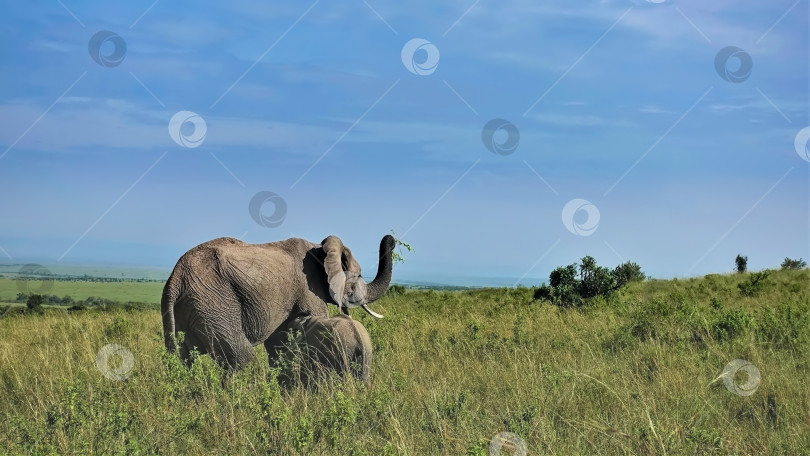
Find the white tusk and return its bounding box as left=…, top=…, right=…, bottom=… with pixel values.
left=361, top=304, right=384, bottom=319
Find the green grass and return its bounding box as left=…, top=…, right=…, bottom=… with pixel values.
left=1, top=270, right=808, bottom=454
left=0, top=277, right=164, bottom=305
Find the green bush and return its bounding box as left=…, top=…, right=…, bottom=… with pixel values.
left=712, top=308, right=752, bottom=341
left=781, top=257, right=807, bottom=270
left=26, top=294, right=43, bottom=310
left=534, top=256, right=644, bottom=307
left=293, top=415, right=314, bottom=451
left=738, top=271, right=770, bottom=297
left=577, top=256, right=614, bottom=299
left=613, top=261, right=646, bottom=284
left=16, top=293, right=78, bottom=306
left=757, top=301, right=810, bottom=349
left=536, top=263, right=582, bottom=307
left=104, top=316, right=132, bottom=338
left=386, top=284, right=406, bottom=296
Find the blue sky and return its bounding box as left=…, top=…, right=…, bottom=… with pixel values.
left=0, top=0, right=807, bottom=285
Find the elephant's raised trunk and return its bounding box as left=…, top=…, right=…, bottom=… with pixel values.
left=364, top=235, right=394, bottom=303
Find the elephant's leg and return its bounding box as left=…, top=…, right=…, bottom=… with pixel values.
left=264, top=329, right=289, bottom=368
left=190, top=325, right=255, bottom=371
left=178, top=330, right=206, bottom=366
left=212, top=332, right=255, bottom=371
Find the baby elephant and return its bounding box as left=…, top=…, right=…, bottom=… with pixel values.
left=265, top=314, right=373, bottom=385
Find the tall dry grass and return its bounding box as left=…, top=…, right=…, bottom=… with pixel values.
left=0, top=269, right=808, bottom=454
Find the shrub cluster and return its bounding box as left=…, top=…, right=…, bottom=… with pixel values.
left=385, top=284, right=406, bottom=296
left=781, top=257, right=807, bottom=270
left=15, top=293, right=75, bottom=305
left=533, top=256, right=645, bottom=307
left=26, top=294, right=44, bottom=310
left=13, top=293, right=152, bottom=310
left=738, top=271, right=770, bottom=297
left=2, top=293, right=155, bottom=317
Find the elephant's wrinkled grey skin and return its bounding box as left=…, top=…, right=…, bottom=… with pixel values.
left=161, top=235, right=394, bottom=370
left=265, top=313, right=373, bottom=384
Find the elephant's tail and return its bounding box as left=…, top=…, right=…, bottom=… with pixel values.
left=161, top=268, right=181, bottom=353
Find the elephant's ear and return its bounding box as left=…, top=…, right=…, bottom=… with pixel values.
left=322, top=235, right=346, bottom=305
left=341, top=245, right=362, bottom=279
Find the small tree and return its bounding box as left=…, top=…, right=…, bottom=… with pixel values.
left=26, top=294, right=43, bottom=310
left=577, top=256, right=615, bottom=299
left=735, top=255, right=748, bottom=273
left=613, top=261, right=646, bottom=285
left=546, top=263, right=581, bottom=307
left=781, top=257, right=807, bottom=270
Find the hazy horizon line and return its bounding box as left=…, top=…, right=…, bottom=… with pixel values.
left=0, top=258, right=779, bottom=288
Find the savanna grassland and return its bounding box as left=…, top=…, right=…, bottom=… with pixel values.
left=0, top=277, right=164, bottom=307
left=0, top=270, right=808, bottom=455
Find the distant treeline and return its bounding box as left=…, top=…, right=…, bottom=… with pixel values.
left=6, top=293, right=157, bottom=314
left=2, top=274, right=164, bottom=283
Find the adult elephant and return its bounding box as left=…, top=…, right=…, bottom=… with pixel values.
left=265, top=313, right=373, bottom=384
left=161, top=234, right=394, bottom=370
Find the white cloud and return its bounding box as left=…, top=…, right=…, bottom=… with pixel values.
left=639, top=104, right=676, bottom=115
left=529, top=112, right=637, bottom=127
left=0, top=98, right=336, bottom=153
left=709, top=93, right=804, bottom=119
